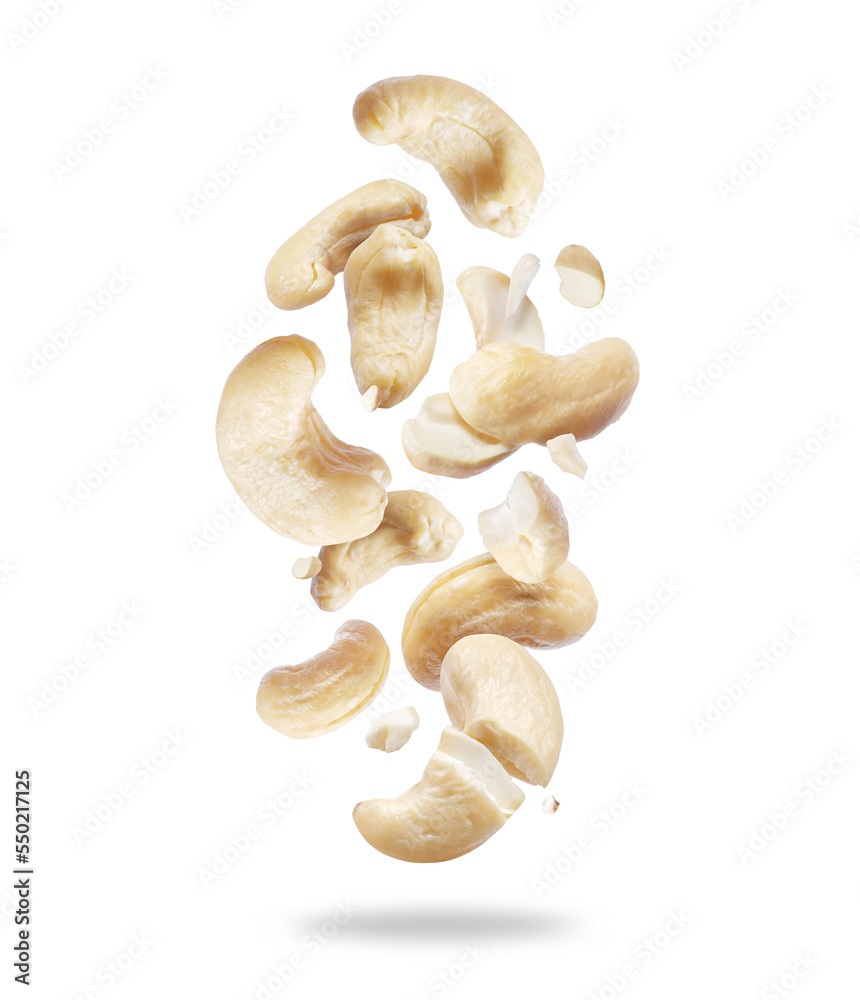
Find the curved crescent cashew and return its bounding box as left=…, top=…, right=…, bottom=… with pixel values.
left=264, top=179, right=430, bottom=310
left=353, top=75, right=544, bottom=238
left=216, top=336, right=391, bottom=545
left=457, top=266, right=545, bottom=352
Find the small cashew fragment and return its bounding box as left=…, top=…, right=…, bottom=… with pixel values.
left=344, top=223, right=443, bottom=408
left=478, top=472, right=569, bottom=584
left=555, top=244, right=605, bottom=308
left=353, top=75, right=544, bottom=238
left=542, top=795, right=560, bottom=814
left=217, top=336, right=391, bottom=545
left=547, top=434, right=588, bottom=478
left=310, top=490, right=464, bottom=612
left=365, top=706, right=420, bottom=752
left=353, top=727, right=524, bottom=862
left=457, top=266, right=545, bottom=352
left=449, top=338, right=639, bottom=447
left=361, top=386, right=381, bottom=412
left=264, top=180, right=431, bottom=310
left=506, top=253, right=541, bottom=319
left=292, top=556, right=322, bottom=580
left=402, top=553, right=597, bottom=690
left=401, top=392, right=517, bottom=479
left=441, top=634, right=563, bottom=786
left=256, top=621, right=389, bottom=739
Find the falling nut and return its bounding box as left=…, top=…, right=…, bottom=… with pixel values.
left=256, top=621, right=389, bottom=739
left=265, top=180, right=430, bottom=310
left=449, top=338, right=639, bottom=447
left=542, top=796, right=560, bottom=814
left=353, top=75, right=544, bottom=238
left=457, top=266, right=545, bottom=352
left=365, top=707, right=420, bottom=752
left=555, top=244, right=605, bottom=308
left=292, top=556, right=322, bottom=580
left=441, top=634, right=563, bottom=786
left=505, top=253, right=540, bottom=319
left=478, top=472, right=569, bottom=584
left=546, top=434, right=587, bottom=478
left=402, top=553, right=597, bottom=690
left=216, top=336, right=391, bottom=545
left=310, top=490, right=464, bottom=612
left=343, top=223, right=443, bottom=408
left=353, top=727, right=524, bottom=862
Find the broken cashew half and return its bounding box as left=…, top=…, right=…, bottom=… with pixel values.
left=264, top=180, right=430, bottom=310
left=555, top=244, right=605, bottom=308
left=457, top=266, right=545, bottom=351
left=353, top=727, right=524, bottom=862
left=343, top=223, right=443, bottom=408
left=309, top=490, right=464, bottom=612
left=365, top=707, right=420, bottom=752
left=402, top=552, right=597, bottom=690
left=353, top=75, right=544, bottom=238
left=441, top=634, right=563, bottom=786
left=216, top=336, right=391, bottom=545
left=256, top=621, right=389, bottom=738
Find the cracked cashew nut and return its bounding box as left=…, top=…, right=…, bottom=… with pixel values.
left=555, top=244, right=605, bottom=308
left=449, top=338, right=639, bottom=447
left=216, top=336, right=390, bottom=545
left=402, top=553, right=597, bottom=690
left=343, top=223, right=443, bottom=408
left=292, top=556, right=322, bottom=580
left=264, top=180, right=430, bottom=310
left=353, top=75, right=544, bottom=238
left=457, top=266, right=545, bottom=351
left=353, top=727, right=524, bottom=862
left=365, top=707, right=420, bottom=752
left=506, top=253, right=540, bottom=319
left=256, top=621, right=389, bottom=738
left=478, top=472, right=569, bottom=584
left=309, top=490, right=464, bottom=612
left=546, top=434, right=587, bottom=477
left=441, top=634, right=563, bottom=786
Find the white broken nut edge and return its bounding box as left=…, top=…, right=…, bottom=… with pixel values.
left=546, top=434, right=587, bottom=478
left=555, top=244, right=605, bottom=309
left=542, top=796, right=560, bottom=814
left=292, top=556, right=322, bottom=580
left=505, top=253, right=540, bottom=319
left=457, top=265, right=545, bottom=352
left=365, top=707, right=420, bottom=753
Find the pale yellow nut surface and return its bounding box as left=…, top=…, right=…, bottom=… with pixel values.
left=365, top=706, right=420, bottom=753
left=256, top=620, right=390, bottom=739
left=457, top=266, right=545, bottom=352
left=478, top=472, right=569, bottom=584
left=402, top=553, right=597, bottom=690
left=441, top=634, right=563, bottom=787
left=311, top=490, right=463, bottom=612
left=264, top=179, right=430, bottom=310
left=343, top=223, right=443, bottom=408
left=449, top=338, right=640, bottom=447
left=353, top=727, right=524, bottom=863
left=216, top=336, right=391, bottom=545
left=353, top=75, right=544, bottom=238
left=555, top=244, right=605, bottom=308
left=546, top=434, right=588, bottom=478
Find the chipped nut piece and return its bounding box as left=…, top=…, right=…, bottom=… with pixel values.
left=478, top=472, right=569, bottom=584
left=555, top=244, right=605, bottom=308
left=401, top=393, right=517, bottom=479
left=542, top=796, right=560, bottom=814
left=353, top=75, right=544, bottom=237
left=292, top=556, right=322, bottom=580
left=311, top=491, right=464, bottom=612
left=265, top=180, right=430, bottom=310
left=344, top=223, right=443, bottom=408
left=441, top=634, right=563, bottom=786
left=361, top=386, right=381, bottom=412
left=256, top=621, right=389, bottom=739
left=506, top=253, right=540, bottom=319
left=547, top=434, right=587, bottom=478
left=353, top=727, right=524, bottom=862
left=449, top=338, right=639, bottom=447
left=457, top=266, right=545, bottom=352
left=216, top=336, right=391, bottom=545
left=365, top=707, right=420, bottom=753
left=402, top=553, right=597, bottom=690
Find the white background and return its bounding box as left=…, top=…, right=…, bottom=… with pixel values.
left=3, top=0, right=859, bottom=997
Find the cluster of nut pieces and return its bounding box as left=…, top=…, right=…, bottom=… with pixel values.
left=216, top=75, right=640, bottom=863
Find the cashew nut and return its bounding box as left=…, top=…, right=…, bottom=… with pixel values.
left=440, top=634, right=563, bottom=786
left=555, top=244, right=605, bottom=308
left=343, top=223, right=443, bottom=408
left=506, top=253, right=540, bottom=319
left=457, top=266, right=545, bottom=352
left=401, top=392, right=517, bottom=479
left=256, top=620, right=389, bottom=738
left=309, top=490, right=463, bottom=612
left=292, top=556, right=322, bottom=580
left=402, top=553, right=597, bottom=690
left=353, top=75, right=544, bottom=238
left=546, top=434, right=588, bottom=478
left=264, top=180, right=431, bottom=310
left=449, top=338, right=639, bottom=447
left=353, top=727, right=524, bottom=862
left=477, top=472, right=569, bottom=584
left=216, top=336, right=391, bottom=545
left=542, top=795, right=560, bottom=814
left=365, top=706, right=420, bottom=752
